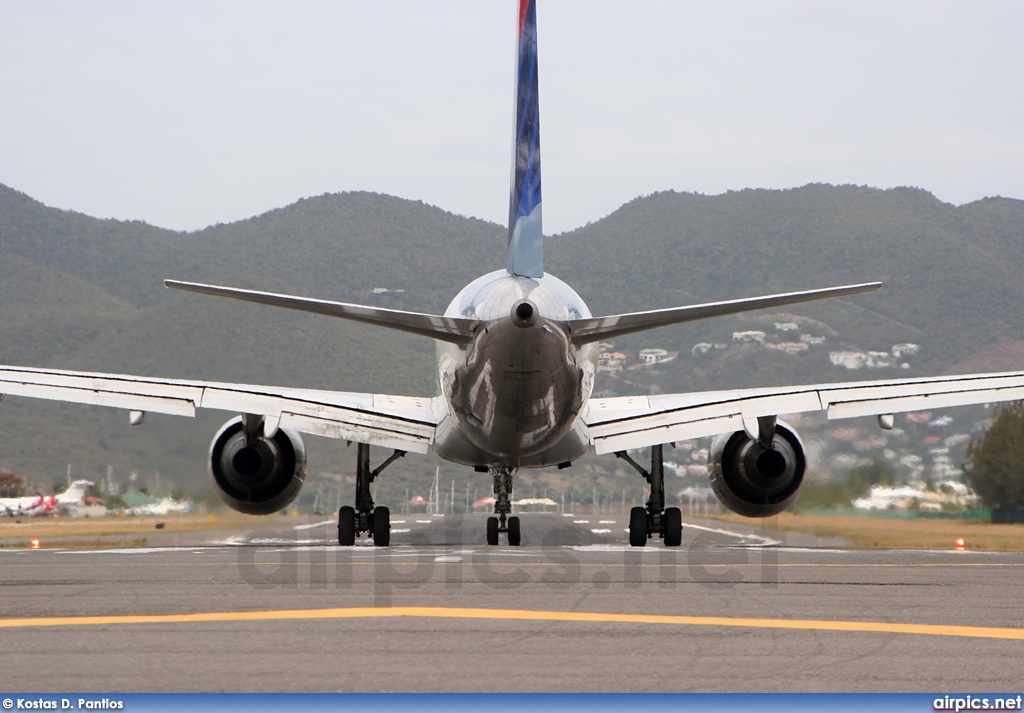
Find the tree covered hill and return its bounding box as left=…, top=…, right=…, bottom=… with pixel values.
left=547, top=185, right=1024, bottom=376
left=1, top=182, right=1023, bottom=491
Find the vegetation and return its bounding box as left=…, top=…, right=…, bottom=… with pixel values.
left=795, top=458, right=896, bottom=511
left=709, top=512, right=1024, bottom=551
left=964, top=402, right=1024, bottom=508
left=0, top=471, right=27, bottom=497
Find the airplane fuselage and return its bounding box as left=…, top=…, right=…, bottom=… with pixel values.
left=434, top=270, right=598, bottom=468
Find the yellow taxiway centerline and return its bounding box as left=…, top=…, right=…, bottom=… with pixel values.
left=2, top=606, right=1023, bottom=640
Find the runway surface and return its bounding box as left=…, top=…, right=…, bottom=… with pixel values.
left=1, top=512, right=1022, bottom=692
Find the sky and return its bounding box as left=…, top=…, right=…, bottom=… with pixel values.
left=1, top=0, right=1022, bottom=235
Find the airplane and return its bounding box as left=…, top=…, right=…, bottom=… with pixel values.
left=0, top=480, right=93, bottom=517
left=3, top=0, right=1024, bottom=547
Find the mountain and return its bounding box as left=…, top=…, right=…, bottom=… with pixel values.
left=547, top=185, right=1024, bottom=377
left=1, top=182, right=1023, bottom=497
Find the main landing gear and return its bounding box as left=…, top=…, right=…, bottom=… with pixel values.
left=616, top=444, right=682, bottom=547
left=485, top=466, right=521, bottom=546
left=337, top=442, right=405, bottom=547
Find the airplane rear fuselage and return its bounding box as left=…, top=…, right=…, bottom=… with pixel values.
left=434, top=270, right=598, bottom=467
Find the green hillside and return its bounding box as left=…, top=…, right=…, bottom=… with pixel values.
left=1, top=182, right=1023, bottom=501
left=547, top=185, right=1024, bottom=377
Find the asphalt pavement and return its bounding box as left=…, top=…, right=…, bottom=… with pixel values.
left=1, top=512, right=1021, bottom=692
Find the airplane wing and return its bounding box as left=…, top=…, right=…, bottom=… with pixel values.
left=585, top=370, right=1024, bottom=454
left=0, top=366, right=437, bottom=454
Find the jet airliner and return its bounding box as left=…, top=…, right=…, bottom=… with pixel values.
left=3, top=0, right=1024, bottom=546
left=0, top=480, right=93, bottom=518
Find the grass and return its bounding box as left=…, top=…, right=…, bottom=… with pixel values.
left=1, top=538, right=149, bottom=549
left=706, top=512, right=1024, bottom=551
left=0, top=512, right=277, bottom=541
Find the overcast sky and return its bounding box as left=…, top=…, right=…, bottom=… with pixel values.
left=2, top=1, right=1022, bottom=234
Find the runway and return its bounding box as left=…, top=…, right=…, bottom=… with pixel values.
left=1, top=513, right=1022, bottom=692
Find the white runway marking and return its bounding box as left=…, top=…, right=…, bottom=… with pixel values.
left=292, top=520, right=334, bottom=530
left=64, top=546, right=222, bottom=555
left=683, top=522, right=780, bottom=546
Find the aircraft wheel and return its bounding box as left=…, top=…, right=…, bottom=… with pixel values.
left=338, top=506, right=356, bottom=546
left=628, top=506, right=648, bottom=547
left=507, top=516, right=521, bottom=546
left=372, top=505, right=391, bottom=547
left=663, top=507, right=682, bottom=547
left=486, top=516, right=499, bottom=546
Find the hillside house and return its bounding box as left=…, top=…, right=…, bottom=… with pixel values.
left=733, top=330, right=767, bottom=344
left=766, top=342, right=809, bottom=355
left=691, top=342, right=728, bottom=356
left=598, top=351, right=627, bottom=372
left=638, top=348, right=673, bottom=364
left=800, top=334, right=826, bottom=345
left=829, top=350, right=896, bottom=369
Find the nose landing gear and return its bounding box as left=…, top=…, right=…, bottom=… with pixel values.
left=485, top=467, right=521, bottom=546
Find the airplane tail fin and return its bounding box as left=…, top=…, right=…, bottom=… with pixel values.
left=507, top=0, right=544, bottom=278
left=57, top=480, right=93, bottom=505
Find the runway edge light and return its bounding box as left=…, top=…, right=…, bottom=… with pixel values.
left=954, top=537, right=966, bottom=551
left=29, top=538, right=40, bottom=549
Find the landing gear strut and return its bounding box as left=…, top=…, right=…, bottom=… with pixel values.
left=616, top=444, right=682, bottom=547
left=337, top=443, right=405, bottom=547
left=485, top=466, right=520, bottom=546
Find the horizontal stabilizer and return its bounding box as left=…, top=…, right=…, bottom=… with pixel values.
left=164, top=280, right=479, bottom=345
left=566, top=281, right=883, bottom=345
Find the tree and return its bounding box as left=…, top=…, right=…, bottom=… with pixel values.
left=0, top=471, right=27, bottom=498
left=964, top=402, right=1024, bottom=508
left=794, top=457, right=895, bottom=511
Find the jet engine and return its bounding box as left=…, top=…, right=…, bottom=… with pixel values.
left=708, top=420, right=805, bottom=517
left=208, top=416, right=307, bottom=515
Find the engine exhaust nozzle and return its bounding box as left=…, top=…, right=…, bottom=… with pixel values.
left=511, top=299, right=538, bottom=328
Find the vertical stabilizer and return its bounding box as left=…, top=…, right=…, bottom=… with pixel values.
left=507, top=0, right=544, bottom=278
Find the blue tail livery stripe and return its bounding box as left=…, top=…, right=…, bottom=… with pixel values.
left=507, top=0, right=544, bottom=278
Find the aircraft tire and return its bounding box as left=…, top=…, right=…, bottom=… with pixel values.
left=372, top=506, right=391, bottom=546
left=507, top=516, right=521, bottom=546
left=486, top=516, right=499, bottom=546
left=338, top=506, right=356, bottom=546
left=628, top=506, right=648, bottom=547
left=663, top=507, right=682, bottom=547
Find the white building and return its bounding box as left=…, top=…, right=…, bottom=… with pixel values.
left=733, top=330, right=767, bottom=344
left=638, top=348, right=673, bottom=364
left=766, top=342, right=809, bottom=355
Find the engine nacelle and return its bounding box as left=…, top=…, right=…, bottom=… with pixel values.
left=209, top=416, right=307, bottom=515
left=708, top=420, right=806, bottom=518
